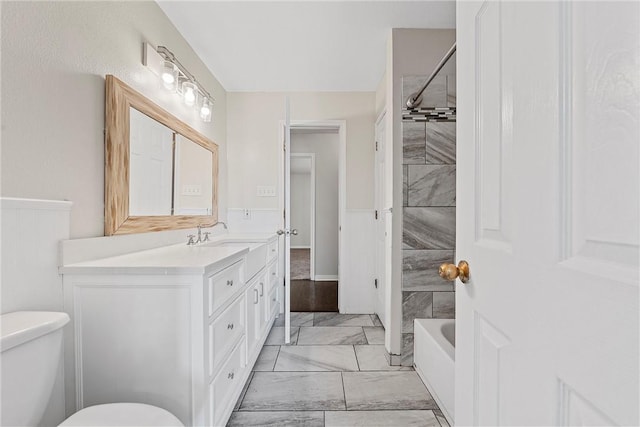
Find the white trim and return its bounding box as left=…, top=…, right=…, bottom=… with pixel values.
left=279, top=119, right=347, bottom=312
left=291, top=152, right=316, bottom=281
left=290, top=246, right=311, bottom=249
left=1, top=197, right=72, bottom=211
left=314, top=275, right=339, bottom=281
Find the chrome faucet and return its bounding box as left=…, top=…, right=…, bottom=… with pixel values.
left=187, top=223, right=226, bottom=245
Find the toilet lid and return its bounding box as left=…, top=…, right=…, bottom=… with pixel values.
left=59, top=403, right=184, bottom=427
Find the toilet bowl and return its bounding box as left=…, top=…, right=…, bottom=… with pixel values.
left=0, top=311, right=184, bottom=427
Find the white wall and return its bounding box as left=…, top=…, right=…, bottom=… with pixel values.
left=292, top=132, right=339, bottom=278
left=290, top=172, right=311, bottom=247
left=226, top=92, right=375, bottom=211
left=1, top=1, right=228, bottom=238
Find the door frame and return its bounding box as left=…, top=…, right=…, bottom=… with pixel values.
left=278, top=119, right=347, bottom=311
left=290, top=152, right=316, bottom=281
left=374, top=109, right=388, bottom=328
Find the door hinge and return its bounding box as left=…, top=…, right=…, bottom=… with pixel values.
left=374, top=278, right=378, bottom=289
left=375, top=140, right=379, bottom=151
left=375, top=210, right=378, bottom=220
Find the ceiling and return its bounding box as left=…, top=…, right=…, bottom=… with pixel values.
left=157, top=1, right=456, bottom=92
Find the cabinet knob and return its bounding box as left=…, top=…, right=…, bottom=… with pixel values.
left=227, top=323, right=234, bottom=330
left=228, top=372, right=234, bottom=380
left=227, top=279, right=234, bottom=287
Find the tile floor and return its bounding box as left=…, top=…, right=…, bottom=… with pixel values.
left=229, top=312, right=449, bottom=427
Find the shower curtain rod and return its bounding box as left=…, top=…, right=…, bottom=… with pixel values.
left=406, top=42, right=456, bottom=109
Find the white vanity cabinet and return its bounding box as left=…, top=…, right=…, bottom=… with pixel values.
left=61, top=235, right=279, bottom=427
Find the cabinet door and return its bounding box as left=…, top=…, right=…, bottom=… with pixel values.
left=245, top=282, right=260, bottom=357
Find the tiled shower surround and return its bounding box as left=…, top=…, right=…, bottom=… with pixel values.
left=401, top=75, right=456, bottom=366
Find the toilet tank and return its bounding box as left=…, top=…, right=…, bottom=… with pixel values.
left=1, top=311, right=70, bottom=427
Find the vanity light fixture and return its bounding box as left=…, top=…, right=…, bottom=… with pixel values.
left=161, top=61, right=178, bottom=91
left=143, top=43, right=215, bottom=123
left=182, top=81, right=197, bottom=106
left=200, top=98, right=212, bottom=122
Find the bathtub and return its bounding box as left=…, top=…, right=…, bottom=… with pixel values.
left=414, top=319, right=455, bottom=425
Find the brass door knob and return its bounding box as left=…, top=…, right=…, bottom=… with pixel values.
left=439, top=260, right=470, bottom=283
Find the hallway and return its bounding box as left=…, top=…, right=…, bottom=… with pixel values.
left=229, top=313, right=448, bottom=426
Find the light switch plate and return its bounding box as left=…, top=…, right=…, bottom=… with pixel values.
left=257, top=186, right=276, bottom=197
left=182, top=184, right=202, bottom=196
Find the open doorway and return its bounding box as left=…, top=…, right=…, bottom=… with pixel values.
left=289, top=128, right=340, bottom=312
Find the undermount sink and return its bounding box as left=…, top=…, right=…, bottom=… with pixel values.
left=206, top=241, right=264, bottom=250
left=206, top=240, right=269, bottom=279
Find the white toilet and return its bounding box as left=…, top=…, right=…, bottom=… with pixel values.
left=0, top=311, right=183, bottom=427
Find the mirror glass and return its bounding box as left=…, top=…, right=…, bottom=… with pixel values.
left=129, top=108, right=214, bottom=217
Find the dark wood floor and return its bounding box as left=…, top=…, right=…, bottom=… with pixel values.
left=291, top=280, right=338, bottom=312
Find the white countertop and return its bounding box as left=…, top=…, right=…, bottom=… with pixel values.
left=60, top=233, right=277, bottom=276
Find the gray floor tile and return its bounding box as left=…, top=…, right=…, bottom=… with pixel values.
left=297, top=327, right=367, bottom=345
left=354, top=345, right=413, bottom=372
left=274, top=312, right=315, bottom=327
left=325, top=410, right=441, bottom=427
left=233, top=371, right=254, bottom=411
left=240, top=372, right=345, bottom=411
left=434, top=409, right=451, bottom=427
left=342, top=371, right=437, bottom=410
left=363, top=326, right=385, bottom=344
left=370, top=314, right=383, bottom=327
left=264, top=327, right=299, bottom=345
left=275, top=345, right=359, bottom=372
left=228, top=411, right=324, bottom=427
left=253, top=346, right=280, bottom=371
left=314, top=313, right=375, bottom=327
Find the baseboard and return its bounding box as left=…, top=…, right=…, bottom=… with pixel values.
left=314, top=275, right=338, bottom=281
left=291, top=246, right=311, bottom=249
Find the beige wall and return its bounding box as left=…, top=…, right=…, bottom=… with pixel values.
left=226, top=92, right=376, bottom=210
left=1, top=1, right=227, bottom=238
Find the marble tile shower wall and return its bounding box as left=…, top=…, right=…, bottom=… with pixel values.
left=401, top=76, right=456, bottom=366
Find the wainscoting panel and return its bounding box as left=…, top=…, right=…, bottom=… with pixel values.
left=340, top=210, right=376, bottom=314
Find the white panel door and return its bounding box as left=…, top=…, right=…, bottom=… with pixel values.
left=456, top=1, right=639, bottom=425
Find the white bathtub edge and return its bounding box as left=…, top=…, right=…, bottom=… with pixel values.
left=414, top=319, right=455, bottom=425
left=415, top=362, right=454, bottom=425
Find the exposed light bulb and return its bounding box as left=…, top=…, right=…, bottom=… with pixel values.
left=200, top=98, right=212, bottom=122
left=182, top=81, right=197, bottom=106
left=161, top=61, right=177, bottom=91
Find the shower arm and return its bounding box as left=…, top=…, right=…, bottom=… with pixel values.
left=406, top=42, right=456, bottom=109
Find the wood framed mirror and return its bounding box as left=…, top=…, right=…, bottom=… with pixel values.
left=105, top=75, right=218, bottom=235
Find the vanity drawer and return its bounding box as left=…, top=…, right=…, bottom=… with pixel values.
left=267, top=240, right=278, bottom=262
left=208, top=260, right=243, bottom=316
left=210, top=339, right=245, bottom=426
left=267, top=260, right=278, bottom=293
left=209, top=294, right=245, bottom=376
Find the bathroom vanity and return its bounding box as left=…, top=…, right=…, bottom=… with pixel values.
left=60, top=234, right=279, bottom=427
